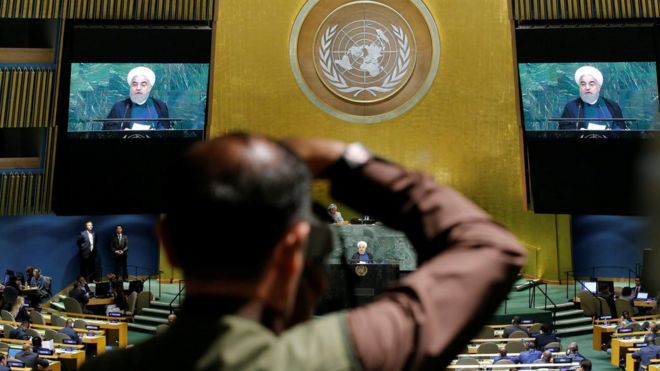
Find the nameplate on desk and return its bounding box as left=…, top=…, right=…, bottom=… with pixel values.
left=553, top=356, right=571, bottom=364
left=108, top=312, right=122, bottom=317
left=7, top=361, right=25, bottom=367
left=85, top=325, right=100, bottom=330
left=37, top=348, right=54, bottom=355
left=521, top=319, right=533, bottom=324
left=635, top=342, right=648, bottom=347
left=617, top=327, right=633, bottom=333
left=600, top=315, right=613, bottom=320
left=545, top=347, right=560, bottom=352
left=62, top=339, right=77, bottom=344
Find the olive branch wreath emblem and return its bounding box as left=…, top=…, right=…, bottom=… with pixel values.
left=318, top=24, right=411, bottom=97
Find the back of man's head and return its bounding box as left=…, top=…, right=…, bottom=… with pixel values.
left=512, top=316, right=521, bottom=325
left=526, top=341, right=536, bottom=350
left=579, top=359, right=592, bottom=371
left=163, top=133, right=311, bottom=280
left=32, top=336, right=42, bottom=348
left=66, top=319, right=75, bottom=328
left=20, top=321, right=29, bottom=329
left=541, top=323, right=551, bottom=333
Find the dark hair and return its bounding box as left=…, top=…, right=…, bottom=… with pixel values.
left=20, top=321, right=29, bottom=328
left=84, top=220, right=92, bottom=225
left=512, top=316, right=521, bottom=325
left=72, top=281, right=80, bottom=289
left=0, top=354, right=4, bottom=361
left=163, top=133, right=311, bottom=280
left=579, top=359, right=592, bottom=371
left=32, top=336, right=42, bottom=348
left=115, top=224, right=123, bottom=229
left=622, top=286, right=632, bottom=296
left=541, top=323, right=551, bottom=333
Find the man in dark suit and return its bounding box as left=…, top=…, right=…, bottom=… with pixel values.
left=76, top=220, right=99, bottom=282
left=350, top=240, right=374, bottom=264
left=9, top=321, right=30, bottom=340
left=632, top=334, right=660, bottom=371
left=58, top=319, right=82, bottom=344
left=534, top=323, right=560, bottom=349
left=68, top=281, right=92, bottom=314
left=110, top=225, right=129, bottom=280
left=15, top=338, right=49, bottom=371
left=503, top=316, right=530, bottom=338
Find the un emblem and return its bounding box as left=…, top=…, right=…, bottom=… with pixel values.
left=291, top=0, right=440, bottom=123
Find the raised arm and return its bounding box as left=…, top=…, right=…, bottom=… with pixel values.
left=285, top=138, right=527, bottom=371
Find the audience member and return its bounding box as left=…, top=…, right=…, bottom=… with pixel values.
left=633, top=276, right=644, bottom=298
left=503, top=315, right=530, bottom=338
left=15, top=339, right=49, bottom=370
left=534, top=323, right=560, bottom=350
left=632, top=334, right=660, bottom=371
left=77, top=276, right=91, bottom=296
left=68, top=281, right=92, bottom=314
left=112, top=281, right=128, bottom=312
left=577, top=359, right=592, bottom=371
left=10, top=296, right=30, bottom=322
left=0, top=354, right=9, bottom=371
left=58, top=319, right=82, bottom=344
left=24, top=266, right=34, bottom=284
left=617, top=311, right=634, bottom=328
left=493, top=348, right=518, bottom=363
left=79, top=134, right=526, bottom=370
left=29, top=268, right=50, bottom=302
left=621, top=286, right=636, bottom=302
left=327, top=203, right=344, bottom=224
left=565, top=342, right=586, bottom=362
left=9, top=321, right=31, bottom=340
left=167, top=313, right=176, bottom=325
left=518, top=341, right=543, bottom=364
left=540, top=350, right=553, bottom=363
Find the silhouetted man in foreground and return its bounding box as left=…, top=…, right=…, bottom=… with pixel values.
left=82, top=133, right=526, bottom=370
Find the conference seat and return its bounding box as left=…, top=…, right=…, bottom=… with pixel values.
left=529, top=323, right=542, bottom=334
left=43, top=328, right=57, bottom=341
left=0, top=342, right=8, bottom=351
left=544, top=341, right=561, bottom=351
left=155, top=324, right=169, bottom=335
left=0, top=309, right=14, bottom=321
left=615, top=299, right=635, bottom=317
left=476, top=326, right=495, bottom=339
left=577, top=290, right=600, bottom=317
left=26, top=328, right=40, bottom=338
left=63, top=297, right=83, bottom=314
left=51, top=314, right=66, bottom=327
left=627, top=322, right=642, bottom=332
left=3, top=324, right=16, bottom=337
left=493, top=358, right=515, bottom=370
left=509, top=330, right=528, bottom=338
left=29, top=310, right=45, bottom=325
left=505, top=341, right=525, bottom=353
left=455, top=357, right=480, bottom=366
left=124, top=291, right=138, bottom=316
left=596, top=296, right=612, bottom=316
left=135, top=291, right=154, bottom=315
left=477, top=342, right=499, bottom=354
left=53, top=332, right=70, bottom=343
left=73, top=319, right=88, bottom=329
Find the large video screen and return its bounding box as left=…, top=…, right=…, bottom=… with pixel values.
left=519, top=62, right=659, bottom=132
left=68, top=63, right=209, bottom=139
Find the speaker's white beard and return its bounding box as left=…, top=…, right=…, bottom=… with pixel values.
left=580, top=93, right=599, bottom=105
left=130, top=93, right=150, bottom=105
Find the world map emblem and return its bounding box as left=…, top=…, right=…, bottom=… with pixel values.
left=291, top=0, right=440, bottom=123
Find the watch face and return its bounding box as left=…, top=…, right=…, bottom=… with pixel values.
left=345, top=143, right=371, bottom=167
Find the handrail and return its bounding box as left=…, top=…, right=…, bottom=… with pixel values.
left=169, top=280, right=185, bottom=314
left=528, top=280, right=558, bottom=326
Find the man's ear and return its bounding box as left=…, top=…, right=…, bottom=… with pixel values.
left=156, top=218, right=182, bottom=268
left=276, top=222, right=311, bottom=277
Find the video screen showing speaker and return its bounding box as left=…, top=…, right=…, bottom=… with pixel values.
left=67, top=63, right=209, bottom=139
left=54, top=21, right=212, bottom=215
left=515, top=24, right=660, bottom=215
left=519, top=62, right=659, bottom=132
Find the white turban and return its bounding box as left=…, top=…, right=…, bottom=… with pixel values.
left=127, top=66, right=156, bottom=86
left=357, top=241, right=367, bottom=248
left=574, top=66, right=603, bottom=86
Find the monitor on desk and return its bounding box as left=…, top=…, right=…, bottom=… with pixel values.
left=94, top=281, right=111, bottom=297
left=7, top=347, right=21, bottom=359
left=637, top=292, right=649, bottom=299
left=584, top=281, right=597, bottom=293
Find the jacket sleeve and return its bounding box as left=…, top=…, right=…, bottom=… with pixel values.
left=329, top=158, right=527, bottom=371
left=123, top=236, right=128, bottom=252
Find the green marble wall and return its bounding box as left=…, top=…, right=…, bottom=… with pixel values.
left=329, top=224, right=417, bottom=271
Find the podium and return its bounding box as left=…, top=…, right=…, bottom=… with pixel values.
left=315, top=264, right=399, bottom=315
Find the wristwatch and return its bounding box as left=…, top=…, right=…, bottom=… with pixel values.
left=341, top=142, right=372, bottom=170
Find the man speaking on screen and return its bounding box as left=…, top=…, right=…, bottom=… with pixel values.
left=103, top=66, right=171, bottom=130
left=559, top=65, right=625, bottom=130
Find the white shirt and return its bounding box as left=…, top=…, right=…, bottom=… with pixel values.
left=87, top=231, right=94, bottom=251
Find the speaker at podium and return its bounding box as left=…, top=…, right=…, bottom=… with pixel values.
left=315, top=263, right=400, bottom=315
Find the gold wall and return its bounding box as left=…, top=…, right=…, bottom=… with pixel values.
left=164, top=0, right=573, bottom=281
